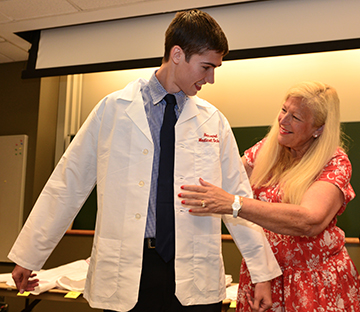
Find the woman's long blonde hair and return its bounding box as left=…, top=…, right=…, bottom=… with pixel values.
left=250, top=81, right=343, bottom=205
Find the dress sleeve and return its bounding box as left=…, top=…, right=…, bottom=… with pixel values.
left=317, top=148, right=356, bottom=215
left=244, top=140, right=264, bottom=169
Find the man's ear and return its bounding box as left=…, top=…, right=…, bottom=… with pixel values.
left=170, top=45, right=184, bottom=64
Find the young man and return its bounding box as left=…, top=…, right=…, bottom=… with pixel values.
left=9, top=9, right=281, bottom=312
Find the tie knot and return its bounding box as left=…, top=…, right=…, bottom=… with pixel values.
left=164, top=94, right=176, bottom=106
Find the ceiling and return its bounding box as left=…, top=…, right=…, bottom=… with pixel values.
left=0, top=0, right=252, bottom=64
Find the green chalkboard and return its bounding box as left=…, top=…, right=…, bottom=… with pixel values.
left=72, top=185, right=97, bottom=230
left=337, top=122, right=360, bottom=238
left=72, top=122, right=360, bottom=238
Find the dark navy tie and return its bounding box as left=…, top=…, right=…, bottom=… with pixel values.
left=155, top=94, right=177, bottom=262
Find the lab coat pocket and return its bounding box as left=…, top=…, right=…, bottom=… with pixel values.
left=195, top=138, right=221, bottom=182
left=91, top=237, right=121, bottom=298
left=193, top=234, right=221, bottom=292
left=199, top=139, right=220, bottom=159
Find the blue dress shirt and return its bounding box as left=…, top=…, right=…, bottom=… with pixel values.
left=142, top=71, right=186, bottom=238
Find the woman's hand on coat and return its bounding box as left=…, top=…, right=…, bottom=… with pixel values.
left=12, top=264, right=39, bottom=293
left=178, top=178, right=234, bottom=215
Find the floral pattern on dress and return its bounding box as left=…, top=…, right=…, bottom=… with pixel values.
left=237, top=141, right=359, bottom=311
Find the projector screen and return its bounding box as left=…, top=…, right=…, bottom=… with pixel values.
left=19, top=0, right=360, bottom=78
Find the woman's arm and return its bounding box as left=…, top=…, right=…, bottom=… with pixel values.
left=179, top=178, right=343, bottom=237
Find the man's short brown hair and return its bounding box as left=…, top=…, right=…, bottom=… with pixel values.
left=163, top=9, right=229, bottom=63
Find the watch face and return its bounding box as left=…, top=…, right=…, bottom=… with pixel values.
left=232, top=196, right=241, bottom=218
left=232, top=202, right=240, bottom=209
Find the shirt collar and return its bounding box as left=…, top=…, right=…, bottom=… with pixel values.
left=149, top=71, right=187, bottom=112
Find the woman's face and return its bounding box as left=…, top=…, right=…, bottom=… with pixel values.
left=278, top=96, right=321, bottom=158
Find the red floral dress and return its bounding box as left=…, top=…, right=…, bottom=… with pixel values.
left=237, top=140, right=360, bottom=312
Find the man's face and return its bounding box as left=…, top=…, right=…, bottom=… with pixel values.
left=174, top=49, right=223, bottom=96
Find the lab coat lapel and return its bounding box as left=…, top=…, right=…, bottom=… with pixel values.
left=176, top=97, right=200, bottom=125
left=119, top=80, right=153, bottom=143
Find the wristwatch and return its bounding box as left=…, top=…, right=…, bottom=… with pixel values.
left=232, top=195, right=243, bottom=218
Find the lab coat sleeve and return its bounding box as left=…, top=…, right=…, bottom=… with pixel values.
left=219, top=117, right=282, bottom=284
left=8, top=100, right=105, bottom=271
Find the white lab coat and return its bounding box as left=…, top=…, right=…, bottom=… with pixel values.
left=8, top=78, right=281, bottom=311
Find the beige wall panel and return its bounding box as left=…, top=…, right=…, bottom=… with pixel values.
left=80, top=68, right=155, bottom=124
left=201, top=49, right=360, bottom=127
left=80, top=49, right=360, bottom=127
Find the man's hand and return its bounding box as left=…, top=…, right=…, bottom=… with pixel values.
left=12, top=264, right=39, bottom=294
left=246, top=281, right=272, bottom=312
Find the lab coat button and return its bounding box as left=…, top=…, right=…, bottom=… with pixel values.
left=135, top=213, right=141, bottom=219
left=138, top=181, right=145, bottom=187
left=143, top=149, right=148, bottom=155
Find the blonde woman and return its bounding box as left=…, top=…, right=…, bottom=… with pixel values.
left=178, top=82, right=360, bottom=311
